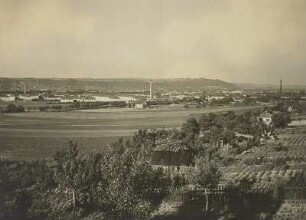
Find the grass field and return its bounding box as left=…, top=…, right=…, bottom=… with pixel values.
left=0, top=105, right=261, bottom=160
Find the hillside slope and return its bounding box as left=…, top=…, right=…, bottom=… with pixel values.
left=0, top=78, right=238, bottom=92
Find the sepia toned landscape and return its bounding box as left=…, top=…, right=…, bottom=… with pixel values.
left=1, top=76, right=306, bottom=220
left=1, top=0, right=306, bottom=219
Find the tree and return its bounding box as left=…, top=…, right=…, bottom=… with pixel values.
left=185, top=156, right=221, bottom=211
left=272, top=112, right=291, bottom=128
left=182, top=117, right=200, bottom=148
left=208, top=126, right=224, bottom=146
left=100, top=145, right=168, bottom=219
left=0, top=161, right=33, bottom=218
left=82, top=153, right=108, bottom=214
left=132, top=129, right=156, bottom=149
left=51, top=142, right=88, bottom=218
left=220, top=130, right=237, bottom=145
left=28, top=160, right=56, bottom=218
left=199, top=113, right=217, bottom=131
left=193, top=157, right=220, bottom=187
left=195, top=137, right=221, bottom=163
left=182, top=117, right=200, bottom=136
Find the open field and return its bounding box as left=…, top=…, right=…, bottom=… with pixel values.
left=0, top=105, right=261, bottom=160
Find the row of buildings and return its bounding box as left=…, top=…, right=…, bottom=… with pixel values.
left=0, top=94, right=137, bottom=104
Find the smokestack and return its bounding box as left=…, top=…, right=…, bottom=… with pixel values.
left=24, top=82, right=27, bottom=94
left=280, top=79, right=282, bottom=97
left=149, top=80, right=153, bottom=99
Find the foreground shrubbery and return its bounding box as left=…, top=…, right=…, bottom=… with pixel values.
left=0, top=142, right=168, bottom=219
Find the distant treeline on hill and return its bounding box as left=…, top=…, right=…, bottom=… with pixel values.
left=0, top=78, right=238, bottom=93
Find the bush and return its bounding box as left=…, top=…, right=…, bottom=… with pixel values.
left=5, top=104, right=25, bottom=113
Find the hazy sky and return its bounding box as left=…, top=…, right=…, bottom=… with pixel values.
left=0, top=0, right=306, bottom=84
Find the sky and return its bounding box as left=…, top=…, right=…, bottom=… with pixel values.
left=0, top=0, right=306, bottom=84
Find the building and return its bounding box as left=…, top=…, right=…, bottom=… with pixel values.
left=151, top=150, right=192, bottom=179
left=151, top=139, right=191, bottom=179
left=0, top=95, right=15, bottom=102
left=18, top=94, right=39, bottom=101
left=135, top=103, right=147, bottom=109
left=44, top=96, right=61, bottom=102
left=207, top=95, right=226, bottom=102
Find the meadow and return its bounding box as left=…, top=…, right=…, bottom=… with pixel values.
left=0, top=105, right=260, bottom=160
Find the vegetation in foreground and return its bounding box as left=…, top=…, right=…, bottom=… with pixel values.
left=0, top=108, right=298, bottom=219
left=0, top=141, right=168, bottom=219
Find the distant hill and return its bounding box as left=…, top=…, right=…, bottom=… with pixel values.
left=155, top=78, right=238, bottom=91
left=235, top=83, right=306, bottom=91
left=0, top=78, right=238, bottom=93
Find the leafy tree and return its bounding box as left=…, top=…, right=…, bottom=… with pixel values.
left=100, top=145, right=168, bottom=219
left=81, top=153, right=108, bottom=215
left=0, top=160, right=51, bottom=219
left=199, top=113, right=217, bottom=131
left=28, top=160, right=56, bottom=218
left=50, top=142, right=89, bottom=218
left=132, top=129, right=156, bottom=149
left=182, top=117, right=200, bottom=136
left=181, top=117, right=200, bottom=148
left=195, top=137, right=221, bottom=163
left=184, top=156, right=221, bottom=211
left=220, top=130, right=237, bottom=145
left=272, top=112, right=291, bottom=128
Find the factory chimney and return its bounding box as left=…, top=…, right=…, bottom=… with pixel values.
left=24, top=82, right=27, bottom=94
left=149, top=80, right=153, bottom=99
left=280, top=79, right=282, bottom=97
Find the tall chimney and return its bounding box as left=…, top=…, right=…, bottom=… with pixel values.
left=24, top=82, right=27, bottom=94
left=149, top=80, right=153, bottom=99
left=280, top=79, right=282, bottom=96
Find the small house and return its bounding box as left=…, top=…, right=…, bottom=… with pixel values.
left=151, top=150, right=192, bottom=179
left=0, top=95, right=15, bottom=102
left=151, top=138, right=192, bottom=179
left=135, top=103, right=147, bottom=109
